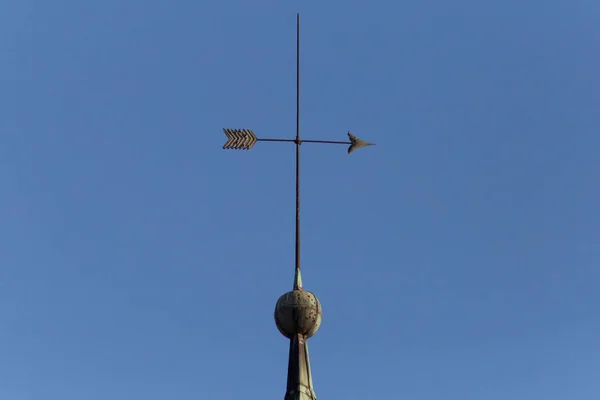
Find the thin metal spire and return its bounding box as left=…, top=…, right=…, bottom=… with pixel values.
left=294, top=13, right=301, bottom=290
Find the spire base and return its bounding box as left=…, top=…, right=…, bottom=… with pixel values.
left=284, top=334, right=318, bottom=400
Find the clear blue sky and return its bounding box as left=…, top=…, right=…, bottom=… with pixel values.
left=1, top=1, right=599, bottom=399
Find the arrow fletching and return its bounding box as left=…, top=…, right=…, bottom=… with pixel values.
left=222, top=129, right=258, bottom=150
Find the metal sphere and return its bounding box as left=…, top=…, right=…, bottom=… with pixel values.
left=274, top=288, right=322, bottom=339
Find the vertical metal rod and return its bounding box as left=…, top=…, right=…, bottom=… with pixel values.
left=294, top=13, right=301, bottom=284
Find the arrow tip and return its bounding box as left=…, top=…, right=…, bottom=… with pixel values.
left=347, top=132, right=375, bottom=154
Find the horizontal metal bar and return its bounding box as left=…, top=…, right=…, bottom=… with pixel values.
left=257, top=138, right=296, bottom=143
left=302, top=140, right=350, bottom=145
left=257, top=138, right=350, bottom=145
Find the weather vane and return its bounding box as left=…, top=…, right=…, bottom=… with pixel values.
left=220, top=14, right=373, bottom=400
left=221, top=18, right=374, bottom=275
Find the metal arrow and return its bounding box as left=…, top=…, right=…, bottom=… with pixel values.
left=222, top=129, right=374, bottom=154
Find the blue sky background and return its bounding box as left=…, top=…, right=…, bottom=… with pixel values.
left=1, top=1, right=599, bottom=399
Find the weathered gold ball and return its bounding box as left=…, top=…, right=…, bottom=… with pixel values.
left=274, top=288, right=322, bottom=339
